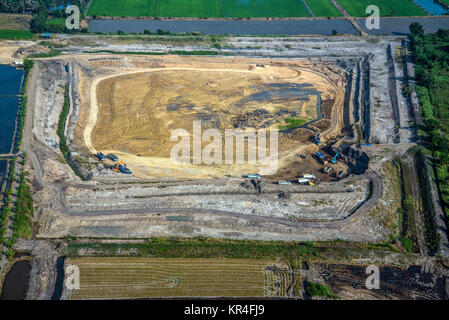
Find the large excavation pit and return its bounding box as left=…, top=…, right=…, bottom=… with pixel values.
left=83, top=58, right=347, bottom=180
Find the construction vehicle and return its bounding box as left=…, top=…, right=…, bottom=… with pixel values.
left=278, top=180, right=291, bottom=185
left=315, top=152, right=327, bottom=164
left=107, top=153, right=118, bottom=162
left=297, top=178, right=310, bottom=184
left=325, top=166, right=333, bottom=174
left=331, top=153, right=339, bottom=164
left=313, top=134, right=322, bottom=146
left=303, top=174, right=316, bottom=180
left=246, top=174, right=261, bottom=179
left=112, top=161, right=132, bottom=174
left=95, top=152, right=106, bottom=161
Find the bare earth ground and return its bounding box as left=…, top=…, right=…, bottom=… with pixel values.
left=16, top=38, right=401, bottom=242
left=78, top=56, right=347, bottom=179
left=0, top=34, right=448, bottom=300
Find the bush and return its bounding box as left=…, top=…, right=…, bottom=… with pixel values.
left=305, top=281, right=339, bottom=299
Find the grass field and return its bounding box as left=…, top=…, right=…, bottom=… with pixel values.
left=88, top=0, right=311, bottom=17
left=45, top=18, right=67, bottom=26
left=0, top=30, right=34, bottom=40
left=338, top=0, right=427, bottom=17
left=67, top=257, right=275, bottom=299
left=304, top=0, right=342, bottom=17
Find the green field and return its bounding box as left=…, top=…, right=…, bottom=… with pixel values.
left=45, top=18, right=66, bottom=25
left=222, top=0, right=310, bottom=17
left=338, top=0, right=427, bottom=17
left=88, top=0, right=311, bottom=17
left=305, top=0, right=342, bottom=17
left=158, top=0, right=223, bottom=17
left=88, top=0, right=158, bottom=17
left=0, top=30, right=34, bottom=40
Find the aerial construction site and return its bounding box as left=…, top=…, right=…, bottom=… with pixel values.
left=0, top=32, right=448, bottom=300
left=27, top=37, right=406, bottom=242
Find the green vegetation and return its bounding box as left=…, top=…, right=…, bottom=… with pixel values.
left=0, top=29, right=34, bottom=40
left=88, top=0, right=158, bottom=17
left=304, top=280, right=339, bottom=299
left=57, top=86, right=87, bottom=181
left=27, top=50, right=63, bottom=59
left=15, top=59, right=33, bottom=152
left=0, top=183, right=12, bottom=244
left=304, top=0, right=342, bottom=17
left=88, top=0, right=310, bottom=17
left=338, top=0, right=427, bottom=17
left=67, top=238, right=322, bottom=259
left=222, top=0, right=310, bottom=18
left=279, top=118, right=307, bottom=131
left=158, top=0, right=222, bottom=17
left=415, top=152, right=441, bottom=251
left=410, top=23, right=448, bottom=250
left=12, top=157, right=33, bottom=240
left=398, top=161, right=418, bottom=253
left=66, top=237, right=403, bottom=260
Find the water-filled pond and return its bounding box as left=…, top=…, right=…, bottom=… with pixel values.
left=0, top=260, right=31, bottom=300
left=413, top=0, right=448, bottom=16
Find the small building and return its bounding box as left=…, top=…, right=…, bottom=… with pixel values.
left=14, top=60, right=23, bottom=66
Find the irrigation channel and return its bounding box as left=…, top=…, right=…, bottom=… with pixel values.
left=88, top=17, right=449, bottom=36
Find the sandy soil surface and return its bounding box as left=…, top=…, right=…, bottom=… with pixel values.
left=81, top=56, right=346, bottom=179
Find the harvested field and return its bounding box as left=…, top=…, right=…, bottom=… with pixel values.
left=65, top=257, right=273, bottom=299
left=0, top=13, right=32, bottom=30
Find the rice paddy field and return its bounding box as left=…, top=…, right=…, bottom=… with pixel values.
left=306, top=0, right=342, bottom=17
left=66, top=257, right=278, bottom=299
left=338, top=0, right=427, bottom=17
left=222, top=0, right=310, bottom=17
left=87, top=0, right=311, bottom=17
left=87, top=0, right=430, bottom=17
